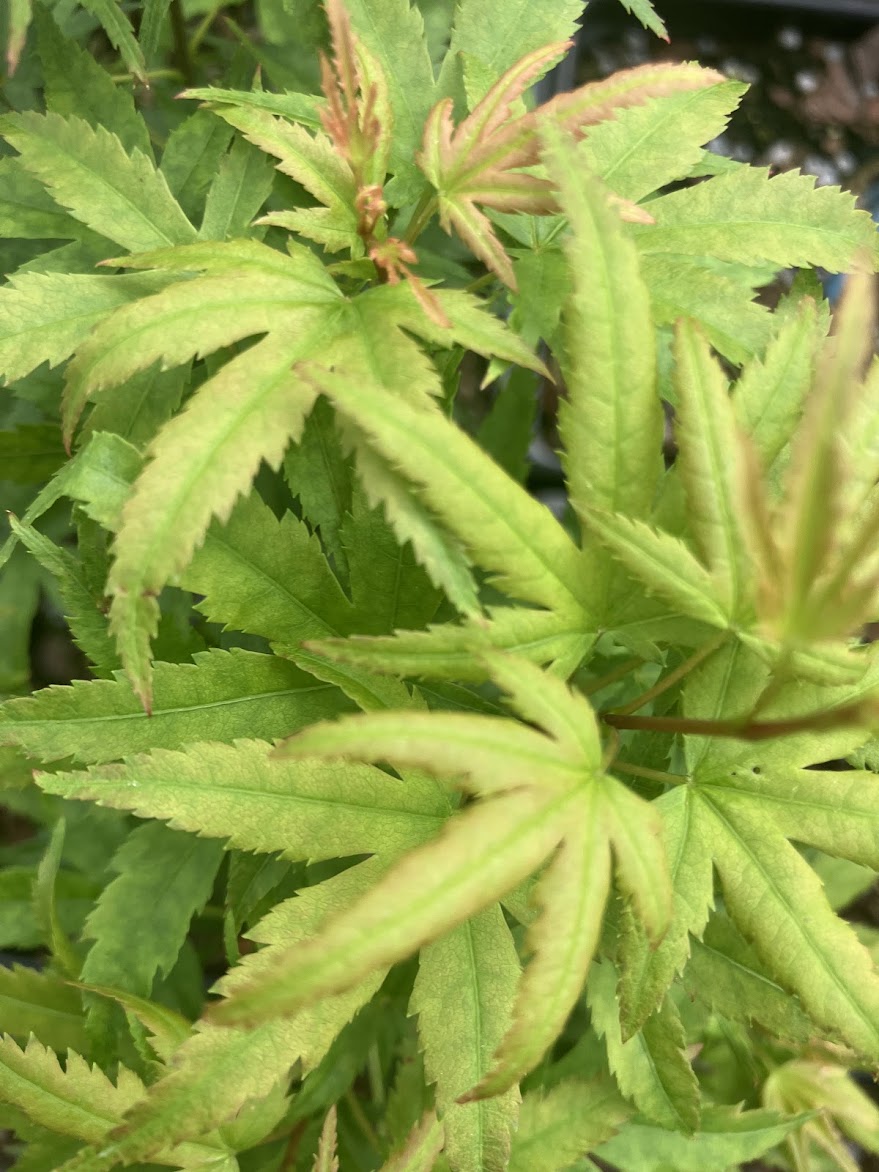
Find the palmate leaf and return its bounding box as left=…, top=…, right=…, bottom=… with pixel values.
left=379, top=1110, right=444, bottom=1172
left=210, top=786, right=569, bottom=1027
left=210, top=656, right=669, bottom=1102
left=0, top=1036, right=233, bottom=1169
left=633, top=166, right=879, bottom=272
left=0, top=113, right=195, bottom=254
left=347, top=435, right=481, bottom=617
left=308, top=605, right=595, bottom=683
left=0, top=158, right=95, bottom=242
left=34, top=7, right=152, bottom=159
left=580, top=81, right=745, bottom=204
left=412, top=907, right=521, bottom=1172
left=197, top=137, right=275, bottom=242
left=35, top=737, right=447, bottom=861
left=640, top=254, right=775, bottom=365
left=587, top=960, right=700, bottom=1133
left=438, top=0, right=582, bottom=106
left=732, top=295, right=823, bottom=473
left=297, top=363, right=590, bottom=619
left=583, top=508, right=729, bottom=630
left=508, top=1077, right=631, bottom=1172
left=61, top=240, right=343, bottom=438
left=182, top=492, right=355, bottom=652
left=0, top=964, right=88, bottom=1053
left=593, top=1105, right=812, bottom=1172
left=79, top=822, right=223, bottom=1010
left=683, top=912, right=814, bottom=1043
left=541, top=127, right=663, bottom=619
left=107, top=327, right=335, bottom=709
left=0, top=270, right=171, bottom=388
left=342, top=0, right=436, bottom=195
left=636, top=641, right=879, bottom=1065
left=672, top=321, right=753, bottom=618
left=73, top=861, right=392, bottom=1172
left=0, top=649, right=348, bottom=764
left=206, top=104, right=360, bottom=253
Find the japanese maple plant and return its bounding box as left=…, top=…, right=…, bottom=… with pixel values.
left=3, top=0, right=879, bottom=1167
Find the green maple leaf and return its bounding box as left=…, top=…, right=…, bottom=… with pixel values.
left=619, top=639, right=879, bottom=1065
left=206, top=655, right=671, bottom=1101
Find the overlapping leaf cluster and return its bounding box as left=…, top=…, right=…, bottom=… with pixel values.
left=3, top=0, right=879, bottom=1170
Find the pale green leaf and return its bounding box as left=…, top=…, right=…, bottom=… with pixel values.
left=1, top=113, right=194, bottom=253
left=299, top=365, right=590, bottom=617
left=470, top=793, right=610, bottom=1099
left=348, top=434, right=481, bottom=618
left=37, top=738, right=445, bottom=860
left=484, top=652, right=602, bottom=766
left=80, top=821, right=222, bottom=1000
left=640, top=254, right=774, bottom=365
left=508, top=1077, right=632, bottom=1172
left=77, top=0, right=145, bottom=81
left=603, top=775, right=671, bottom=942
left=0, top=963, right=88, bottom=1053
left=198, top=137, right=275, bottom=241
left=704, top=763, right=879, bottom=871
left=413, top=906, right=520, bottom=1172
left=594, top=1105, right=811, bottom=1172
left=587, top=960, right=700, bottom=1133
left=635, top=167, right=879, bottom=272
left=0, top=1035, right=146, bottom=1144
left=0, top=158, right=92, bottom=241
left=438, top=0, right=580, bottom=105
left=541, top=128, right=663, bottom=575
left=673, top=320, right=751, bottom=615
left=277, top=708, right=577, bottom=792
left=733, top=296, right=822, bottom=472
left=85, top=862, right=388, bottom=1169
left=107, top=325, right=341, bottom=705
left=379, top=1111, right=444, bottom=1172
left=210, top=789, right=572, bottom=1027
left=700, top=792, right=879, bottom=1064
left=182, top=493, right=354, bottom=651
left=181, top=86, right=324, bottom=130
left=312, top=1105, right=339, bottom=1172
left=0, top=649, right=345, bottom=764
left=0, top=271, right=170, bottom=387
left=684, top=913, right=813, bottom=1043
left=343, top=0, right=436, bottom=190
left=208, top=105, right=358, bottom=242
left=583, top=508, right=729, bottom=628
left=617, top=787, right=714, bottom=1037
left=62, top=257, right=343, bottom=440
left=7, top=517, right=118, bottom=676
left=0, top=1037, right=233, bottom=1168
left=618, top=0, right=667, bottom=38
left=309, top=606, right=594, bottom=683
left=33, top=819, right=79, bottom=977
left=360, top=283, right=550, bottom=379
left=581, top=81, right=745, bottom=203
left=34, top=7, right=152, bottom=157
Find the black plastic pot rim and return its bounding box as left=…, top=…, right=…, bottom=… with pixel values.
left=696, top=0, right=879, bottom=16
